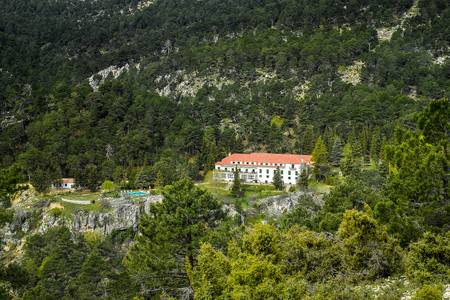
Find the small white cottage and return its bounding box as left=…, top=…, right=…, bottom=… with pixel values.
left=53, top=178, right=76, bottom=190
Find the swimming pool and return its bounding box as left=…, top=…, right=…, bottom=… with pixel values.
left=127, top=191, right=148, bottom=197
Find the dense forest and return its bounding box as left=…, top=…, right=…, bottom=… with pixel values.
left=0, top=0, right=449, bottom=298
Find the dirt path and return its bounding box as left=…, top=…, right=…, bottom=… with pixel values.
left=61, top=198, right=94, bottom=205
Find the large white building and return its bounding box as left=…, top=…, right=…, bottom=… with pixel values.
left=214, top=153, right=312, bottom=185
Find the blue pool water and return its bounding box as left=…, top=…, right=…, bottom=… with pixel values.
left=127, top=191, right=148, bottom=196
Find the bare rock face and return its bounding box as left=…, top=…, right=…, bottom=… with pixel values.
left=377, top=0, right=420, bottom=42
left=0, top=195, right=163, bottom=253
left=338, top=61, right=365, bottom=86
left=257, top=191, right=324, bottom=217
left=43, top=195, right=162, bottom=235
left=67, top=201, right=143, bottom=234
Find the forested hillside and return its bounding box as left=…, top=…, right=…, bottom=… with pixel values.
left=0, top=0, right=449, bottom=190
left=0, top=0, right=449, bottom=299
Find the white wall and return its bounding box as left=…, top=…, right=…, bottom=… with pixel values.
left=215, top=163, right=308, bottom=185
left=62, top=182, right=75, bottom=189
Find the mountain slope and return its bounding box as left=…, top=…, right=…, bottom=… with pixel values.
left=0, top=0, right=449, bottom=190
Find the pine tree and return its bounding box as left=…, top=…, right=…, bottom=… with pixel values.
left=125, top=179, right=225, bottom=297
left=351, top=138, right=364, bottom=167
left=340, top=143, right=361, bottom=176
left=330, top=136, right=343, bottom=166
left=231, top=167, right=242, bottom=197
left=201, top=127, right=218, bottom=171
left=312, top=136, right=329, bottom=181
left=360, top=126, right=371, bottom=162
left=340, top=143, right=353, bottom=176
left=297, top=169, right=309, bottom=190
left=273, top=167, right=284, bottom=191
left=155, top=170, right=165, bottom=188
left=322, top=127, right=334, bottom=155
left=299, top=125, right=315, bottom=153
left=370, top=129, right=380, bottom=163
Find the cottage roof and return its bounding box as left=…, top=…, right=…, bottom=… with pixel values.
left=62, top=178, right=75, bottom=184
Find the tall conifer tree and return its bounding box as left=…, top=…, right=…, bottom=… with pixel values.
left=312, top=136, right=329, bottom=181
left=273, top=168, right=284, bottom=191
left=231, top=167, right=242, bottom=197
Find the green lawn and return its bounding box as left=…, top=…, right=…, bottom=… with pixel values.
left=41, top=192, right=108, bottom=217
left=308, top=181, right=332, bottom=193
left=58, top=192, right=100, bottom=201
left=58, top=201, right=106, bottom=217
left=198, top=181, right=286, bottom=210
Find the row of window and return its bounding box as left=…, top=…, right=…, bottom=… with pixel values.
left=258, top=169, right=299, bottom=175
left=221, top=167, right=256, bottom=173
left=258, top=175, right=298, bottom=181
left=218, top=167, right=301, bottom=176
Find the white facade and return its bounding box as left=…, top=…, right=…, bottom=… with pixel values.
left=214, top=162, right=309, bottom=185
left=52, top=178, right=76, bottom=190
left=61, top=182, right=75, bottom=189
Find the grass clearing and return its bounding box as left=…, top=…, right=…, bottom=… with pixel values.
left=198, top=180, right=286, bottom=210
left=59, top=192, right=100, bottom=201
left=59, top=201, right=107, bottom=217
left=39, top=191, right=109, bottom=217
left=309, top=181, right=332, bottom=193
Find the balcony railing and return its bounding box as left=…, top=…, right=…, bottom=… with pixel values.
left=213, top=171, right=257, bottom=183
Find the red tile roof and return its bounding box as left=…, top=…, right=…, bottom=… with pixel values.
left=62, top=178, right=75, bottom=184
left=216, top=153, right=312, bottom=166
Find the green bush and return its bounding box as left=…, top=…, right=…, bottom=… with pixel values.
left=281, top=227, right=343, bottom=282
left=100, top=180, right=117, bottom=192
left=338, top=208, right=403, bottom=280
left=405, top=232, right=450, bottom=282
left=412, top=284, right=444, bottom=300
left=48, top=208, right=63, bottom=217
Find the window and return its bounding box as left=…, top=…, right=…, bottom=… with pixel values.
left=266, top=169, right=269, bottom=174
left=281, top=170, right=284, bottom=174
left=288, top=171, right=291, bottom=175
left=295, top=171, right=298, bottom=175
left=292, top=164, right=295, bottom=168
left=288, top=177, right=291, bottom=180
left=259, top=175, right=262, bottom=178
left=259, top=169, right=262, bottom=173
left=266, top=175, right=269, bottom=178
left=225, top=168, right=228, bottom=171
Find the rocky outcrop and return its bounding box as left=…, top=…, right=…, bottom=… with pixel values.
left=154, top=70, right=235, bottom=98
left=0, top=194, right=162, bottom=259
left=376, top=0, right=420, bottom=42
left=338, top=61, right=364, bottom=86
left=88, top=63, right=141, bottom=91
left=2, top=195, right=162, bottom=243
left=257, top=191, right=323, bottom=217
